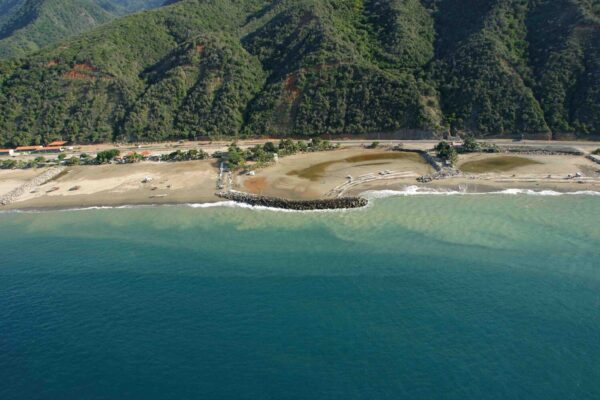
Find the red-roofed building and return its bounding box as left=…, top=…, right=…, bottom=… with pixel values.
left=0, top=149, right=14, bottom=156
left=16, top=146, right=43, bottom=152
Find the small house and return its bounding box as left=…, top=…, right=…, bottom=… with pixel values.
left=0, top=149, right=14, bottom=156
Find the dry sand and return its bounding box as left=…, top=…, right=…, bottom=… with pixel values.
left=0, top=168, right=47, bottom=197
left=1, top=147, right=600, bottom=210
left=3, top=160, right=219, bottom=210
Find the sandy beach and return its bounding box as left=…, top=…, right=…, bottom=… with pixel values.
left=1, top=143, right=600, bottom=210
left=2, top=160, right=220, bottom=210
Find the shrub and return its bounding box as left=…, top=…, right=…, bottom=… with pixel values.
left=96, top=149, right=120, bottom=164
left=435, top=141, right=458, bottom=165
left=459, top=134, right=480, bottom=153
left=66, top=156, right=80, bottom=166
left=263, top=142, right=277, bottom=153
left=1, top=159, right=17, bottom=169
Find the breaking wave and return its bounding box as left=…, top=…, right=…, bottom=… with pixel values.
left=362, top=186, right=600, bottom=199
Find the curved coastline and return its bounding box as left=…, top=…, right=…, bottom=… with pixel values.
left=2, top=186, right=599, bottom=214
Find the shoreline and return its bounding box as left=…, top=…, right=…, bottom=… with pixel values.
left=2, top=184, right=599, bottom=214
left=1, top=145, right=600, bottom=212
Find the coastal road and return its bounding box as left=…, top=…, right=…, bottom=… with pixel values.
left=2, top=138, right=599, bottom=162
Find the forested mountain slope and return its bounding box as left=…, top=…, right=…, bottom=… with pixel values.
left=0, top=0, right=165, bottom=59
left=0, top=0, right=598, bottom=146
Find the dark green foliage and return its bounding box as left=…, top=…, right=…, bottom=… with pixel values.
left=308, top=137, right=336, bottom=151
left=0, top=0, right=598, bottom=146
left=459, top=134, right=480, bottom=153
left=224, top=142, right=246, bottom=169
left=65, top=156, right=80, bottom=165
left=262, top=142, right=277, bottom=153
left=0, top=0, right=164, bottom=59
left=277, top=138, right=300, bottom=156
left=1, top=159, right=17, bottom=169
left=160, top=148, right=208, bottom=161
left=435, top=140, right=458, bottom=165
left=95, top=149, right=120, bottom=164
left=592, top=148, right=600, bottom=155
left=247, top=144, right=275, bottom=163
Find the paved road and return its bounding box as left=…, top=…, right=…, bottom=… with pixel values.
left=2, top=138, right=599, bottom=161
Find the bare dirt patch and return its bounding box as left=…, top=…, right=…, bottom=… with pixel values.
left=460, top=156, right=542, bottom=173
left=244, top=177, right=268, bottom=194
left=288, top=152, right=426, bottom=181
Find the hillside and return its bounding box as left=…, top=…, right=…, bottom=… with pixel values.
left=0, top=0, right=598, bottom=146
left=0, top=0, right=165, bottom=59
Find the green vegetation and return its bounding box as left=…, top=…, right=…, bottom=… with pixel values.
left=459, top=135, right=481, bottom=153
left=1, top=159, right=17, bottom=169
left=307, top=138, right=337, bottom=152
left=223, top=142, right=277, bottom=170
left=592, top=149, right=600, bottom=155
left=0, top=0, right=598, bottom=146
left=160, top=149, right=208, bottom=162
left=222, top=137, right=337, bottom=170
left=0, top=0, right=165, bottom=59
left=65, top=156, right=80, bottom=165
left=1, top=156, right=47, bottom=169
left=95, top=149, right=120, bottom=164
left=435, top=141, right=458, bottom=165
left=123, top=152, right=143, bottom=163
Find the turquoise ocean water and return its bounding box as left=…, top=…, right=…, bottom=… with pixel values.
left=1, top=193, right=599, bottom=399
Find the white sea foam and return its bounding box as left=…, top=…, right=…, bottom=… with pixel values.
left=495, top=188, right=600, bottom=196
left=362, top=186, right=600, bottom=199
left=186, top=201, right=355, bottom=213
left=1, top=187, right=598, bottom=215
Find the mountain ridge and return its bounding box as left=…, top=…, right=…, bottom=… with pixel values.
left=0, top=0, right=598, bottom=146
left=0, top=0, right=165, bottom=59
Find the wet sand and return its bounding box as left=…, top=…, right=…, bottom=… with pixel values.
left=238, top=148, right=434, bottom=200
left=1, top=147, right=600, bottom=210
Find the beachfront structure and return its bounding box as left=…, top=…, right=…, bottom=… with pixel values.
left=15, top=145, right=44, bottom=153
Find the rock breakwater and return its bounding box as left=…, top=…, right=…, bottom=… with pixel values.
left=0, top=167, right=65, bottom=206
left=217, top=191, right=368, bottom=210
